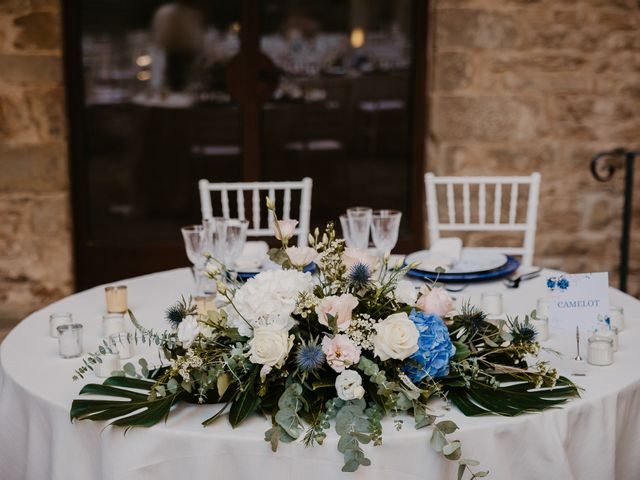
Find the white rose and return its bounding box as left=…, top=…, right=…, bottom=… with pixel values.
left=177, top=315, right=200, bottom=348
left=394, top=280, right=418, bottom=305
left=373, top=312, right=419, bottom=361
left=274, top=219, right=298, bottom=242
left=335, top=370, right=365, bottom=401
left=248, top=328, right=294, bottom=378
left=285, top=246, right=318, bottom=267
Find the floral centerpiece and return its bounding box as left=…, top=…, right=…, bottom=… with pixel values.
left=71, top=201, right=579, bottom=478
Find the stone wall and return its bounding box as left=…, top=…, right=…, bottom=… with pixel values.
left=0, top=0, right=72, bottom=335
left=428, top=0, right=640, bottom=296
left=0, top=0, right=639, bottom=337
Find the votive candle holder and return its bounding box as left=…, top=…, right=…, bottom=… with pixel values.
left=105, top=285, right=128, bottom=314
left=49, top=312, right=73, bottom=338
left=57, top=323, right=83, bottom=358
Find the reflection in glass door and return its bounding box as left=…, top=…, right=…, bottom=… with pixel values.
left=259, top=1, right=416, bottom=241
left=65, top=0, right=425, bottom=287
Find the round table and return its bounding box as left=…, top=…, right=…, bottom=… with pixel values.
left=1, top=268, right=640, bottom=480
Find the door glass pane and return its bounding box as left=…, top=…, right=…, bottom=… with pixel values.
left=260, top=0, right=414, bottom=236
left=81, top=1, right=242, bottom=244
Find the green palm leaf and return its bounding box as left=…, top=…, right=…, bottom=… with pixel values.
left=70, top=376, right=181, bottom=428
left=445, top=376, right=580, bottom=417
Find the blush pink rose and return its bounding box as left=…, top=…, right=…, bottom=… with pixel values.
left=321, top=334, right=361, bottom=372
left=416, top=286, right=455, bottom=317
left=316, top=294, right=359, bottom=331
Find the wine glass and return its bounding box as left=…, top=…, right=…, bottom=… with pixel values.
left=219, top=219, right=249, bottom=268
left=181, top=225, right=206, bottom=293
left=346, top=207, right=372, bottom=249
left=370, top=210, right=402, bottom=257
left=339, top=214, right=355, bottom=247
left=203, top=217, right=227, bottom=263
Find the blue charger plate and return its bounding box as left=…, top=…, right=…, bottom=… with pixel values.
left=406, top=256, right=520, bottom=283
left=237, top=262, right=317, bottom=281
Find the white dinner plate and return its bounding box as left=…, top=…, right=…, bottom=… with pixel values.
left=405, top=248, right=508, bottom=274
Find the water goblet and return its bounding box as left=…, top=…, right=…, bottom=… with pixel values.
left=181, top=224, right=207, bottom=293
left=370, top=209, right=402, bottom=257
left=220, top=219, right=249, bottom=269
left=346, top=207, right=372, bottom=249
left=339, top=214, right=355, bottom=248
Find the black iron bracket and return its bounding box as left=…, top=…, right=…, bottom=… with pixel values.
left=591, top=148, right=638, bottom=293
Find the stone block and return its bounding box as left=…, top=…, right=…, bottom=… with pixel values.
left=0, top=143, right=68, bottom=192
left=25, top=86, right=66, bottom=140
left=437, top=9, right=522, bottom=49
left=13, top=11, right=61, bottom=50
left=431, top=96, right=547, bottom=141
left=434, top=51, right=473, bottom=91
left=0, top=54, right=61, bottom=86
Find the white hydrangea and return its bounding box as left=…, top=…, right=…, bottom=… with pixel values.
left=225, top=269, right=314, bottom=337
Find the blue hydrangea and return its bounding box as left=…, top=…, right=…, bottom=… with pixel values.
left=546, top=278, right=557, bottom=290
left=557, top=277, right=569, bottom=290
left=403, top=310, right=456, bottom=382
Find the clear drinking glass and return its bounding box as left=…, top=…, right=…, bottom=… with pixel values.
left=370, top=209, right=402, bottom=256
left=346, top=207, right=372, bottom=249
left=49, top=312, right=73, bottom=338
left=57, top=323, right=83, bottom=358
left=220, top=219, right=249, bottom=268
left=181, top=224, right=207, bottom=293
left=339, top=214, right=355, bottom=248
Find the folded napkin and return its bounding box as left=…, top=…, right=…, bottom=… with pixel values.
left=235, top=241, right=269, bottom=271
left=419, top=237, right=463, bottom=271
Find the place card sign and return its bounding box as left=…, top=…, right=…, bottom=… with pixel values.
left=547, top=272, right=609, bottom=331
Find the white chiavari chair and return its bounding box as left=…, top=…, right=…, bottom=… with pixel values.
left=424, top=173, right=541, bottom=267
left=198, top=178, right=313, bottom=247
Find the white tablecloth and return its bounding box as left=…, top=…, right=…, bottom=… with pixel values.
left=1, top=268, right=640, bottom=480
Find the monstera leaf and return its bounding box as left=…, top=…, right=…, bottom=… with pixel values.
left=70, top=376, right=182, bottom=428
left=445, top=376, right=580, bottom=417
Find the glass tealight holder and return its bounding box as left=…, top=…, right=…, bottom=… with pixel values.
left=587, top=334, right=614, bottom=366
left=96, top=353, right=120, bottom=378
left=530, top=315, right=550, bottom=342
left=194, top=295, right=217, bottom=317
left=108, top=333, right=133, bottom=359
left=49, top=312, right=73, bottom=338
left=536, top=298, right=549, bottom=318
left=596, top=327, right=619, bottom=352
left=609, top=306, right=624, bottom=331
left=481, top=292, right=503, bottom=316
left=102, top=313, right=125, bottom=337
left=57, top=323, right=83, bottom=358
left=105, top=285, right=128, bottom=314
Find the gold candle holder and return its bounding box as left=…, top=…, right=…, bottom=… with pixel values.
left=105, top=285, right=128, bottom=313
left=195, top=295, right=217, bottom=317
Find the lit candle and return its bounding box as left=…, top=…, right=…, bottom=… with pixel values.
left=481, top=292, right=503, bottom=316
left=530, top=316, right=550, bottom=342
left=609, top=306, right=624, bottom=331
left=49, top=312, right=73, bottom=338
left=57, top=324, right=83, bottom=358
left=109, top=333, right=133, bottom=359
left=105, top=285, right=128, bottom=314
left=195, top=295, right=217, bottom=317
left=102, top=313, right=125, bottom=337
left=96, top=353, right=120, bottom=378
left=587, top=334, right=614, bottom=366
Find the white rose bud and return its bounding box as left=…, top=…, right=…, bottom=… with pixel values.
left=335, top=370, right=365, bottom=401
left=373, top=312, right=420, bottom=361
left=177, top=315, right=201, bottom=348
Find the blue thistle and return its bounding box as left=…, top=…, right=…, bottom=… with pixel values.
left=296, top=343, right=325, bottom=372
left=165, top=296, right=196, bottom=328
left=348, top=262, right=371, bottom=289
left=509, top=316, right=538, bottom=344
